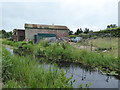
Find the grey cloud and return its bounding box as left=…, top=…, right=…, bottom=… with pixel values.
left=1, top=1, right=118, bottom=32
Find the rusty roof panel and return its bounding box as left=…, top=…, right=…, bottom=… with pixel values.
left=24, top=23, right=69, bottom=30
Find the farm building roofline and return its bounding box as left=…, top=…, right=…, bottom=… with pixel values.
left=24, top=23, right=70, bottom=30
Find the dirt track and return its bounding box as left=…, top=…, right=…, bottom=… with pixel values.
left=69, top=42, right=96, bottom=50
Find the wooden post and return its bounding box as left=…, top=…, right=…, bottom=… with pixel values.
left=84, top=39, right=85, bottom=50
left=110, top=33, right=112, bottom=56
left=91, top=41, right=93, bottom=52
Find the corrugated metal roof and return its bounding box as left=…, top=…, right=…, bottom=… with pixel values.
left=24, top=23, right=69, bottom=30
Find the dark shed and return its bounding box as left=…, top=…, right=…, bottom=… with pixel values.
left=13, top=29, right=25, bottom=41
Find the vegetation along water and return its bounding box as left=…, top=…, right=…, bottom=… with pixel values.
left=2, top=39, right=120, bottom=76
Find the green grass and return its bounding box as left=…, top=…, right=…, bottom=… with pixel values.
left=2, top=39, right=27, bottom=47
left=88, top=37, right=118, bottom=48
left=2, top=47, right=74, bottom=88
left=78, top=37, right=118, bottom=57
left=89, top=37, right=118, bottom=57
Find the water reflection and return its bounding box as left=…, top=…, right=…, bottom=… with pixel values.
left=56, top=63, right=118, bottom=88
left=106, top=76, right=110, bottom=82
left=6, top=48, right=13, bottom=54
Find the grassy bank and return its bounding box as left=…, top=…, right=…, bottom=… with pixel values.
left=2, top=39, right=120, bottom=76
left=90, top=37, right=118, bottom=58
left=2, top=47, right=75, bottom=88
left=78, top=37, right=118, bottom=57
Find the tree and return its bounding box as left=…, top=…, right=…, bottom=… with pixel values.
left=107, top=25, right=110, bottom=29
left=84, top=28, right=89, bottom=34
left=79, top=28, right=83, bottom=34
left=69, top=30, right=73, bottom=35
left=7, top=31, right=12, bottom=38
left=75, top=28, right=80, bottom=35
left=75, top=28, right=83, bottom=35
left=107, top=24, right=117, bottom=29
left=0, top=30, right=12, bottom=38
left=1, top=30, right=7, bottom=38
left=112, top=24, right=117, bottom=28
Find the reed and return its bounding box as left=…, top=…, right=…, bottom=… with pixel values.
left=2, top=47, right=73, bottom=88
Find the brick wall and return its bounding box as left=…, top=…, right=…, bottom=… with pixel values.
left=17, top=30, right=25, bottom=41
left=25, top=29, right=69, bottom=40
left=13, top=30, right=25, bottom=41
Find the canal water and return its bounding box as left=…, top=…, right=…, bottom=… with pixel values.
left=6, top=47, right=119, bottom=88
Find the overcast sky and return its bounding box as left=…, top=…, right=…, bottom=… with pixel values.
left=0, top=0, right=119, bottom=32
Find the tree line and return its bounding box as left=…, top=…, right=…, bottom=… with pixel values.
left=69, top=24, right=119, bottom=37
left=69, top=28, right=93, bottom=35
left=0, top=30, right=12, bottom=38
left=94, top=27, right=120, bottom=37
left=107, top=24, right=117, bottom=29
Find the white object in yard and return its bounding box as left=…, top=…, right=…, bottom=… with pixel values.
left=44, top=37, right=56, bottom=42
left=103, top=50, right=107, bottom=52
left=75, top=37, right=82, bottom=42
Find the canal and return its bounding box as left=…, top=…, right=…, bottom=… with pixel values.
left=6, top=46, right=119, bottom=88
